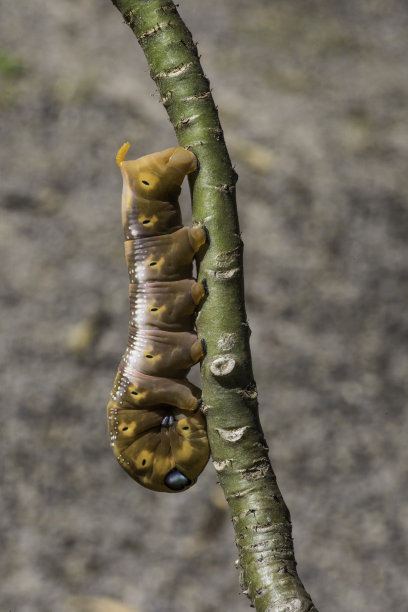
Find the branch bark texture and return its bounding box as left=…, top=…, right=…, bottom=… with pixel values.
left=110, top=2, right=318, bottom=610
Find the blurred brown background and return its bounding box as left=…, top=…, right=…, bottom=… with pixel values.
left=1, top=1, right=407, bottom=611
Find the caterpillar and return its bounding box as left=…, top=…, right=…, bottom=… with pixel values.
left=107, top=142, right=210, bottom=493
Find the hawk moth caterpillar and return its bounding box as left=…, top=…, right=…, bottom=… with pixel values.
left=107, top=142, right=210, bottom=493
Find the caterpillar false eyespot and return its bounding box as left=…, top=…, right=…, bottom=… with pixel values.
left=107, top=143, right=210, bottom=493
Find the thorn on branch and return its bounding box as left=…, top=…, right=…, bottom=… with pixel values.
left=220, top=183, right=236, bottom=193
left=207, top=267, right=239, bottom=280
left=256, top=587, right=267, bottom=597
left=181, top=91, right=211, bottom=102
left=216, top=245, right=241, bottom=266
left=180, top=38, right=199, bottom=55
left=158, top=3, right=179, bottom=15
left=138, top=23, right=165, bottom=40
left=213, top=458, right=233, bottom=471
left=208, top=126, right=223, bottom=141
left=200, top=182, right=235, bottom=192
left=175, top=114, right=200, bottom=129
left=240, top=458, right=270, bottom=481
left=156, top=61, right=193, bottom=79
left=123, top=9, right=136, bottom=27
left=161, top=91, right=172, bottom=105
left=237, top=382, right=258, bottom=401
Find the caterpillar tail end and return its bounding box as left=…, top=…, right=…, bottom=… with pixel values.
left=116, top=141, right=131, bottom=167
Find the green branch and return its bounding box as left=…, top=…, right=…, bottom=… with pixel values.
left=110, top=1, right=318, bottom=610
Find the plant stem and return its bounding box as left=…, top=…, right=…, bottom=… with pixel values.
left=110, top=1, right=318, bottom=610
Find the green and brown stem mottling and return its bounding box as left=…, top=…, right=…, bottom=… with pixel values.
left=110, top=1, right=318, bottom=610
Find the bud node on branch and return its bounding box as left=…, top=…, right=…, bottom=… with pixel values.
left=210, top=355, right=236, bottom=377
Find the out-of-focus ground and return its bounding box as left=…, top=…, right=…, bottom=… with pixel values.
left=1, top=1, right=407, bottom=611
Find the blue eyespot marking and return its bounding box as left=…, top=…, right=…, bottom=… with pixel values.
left=164, top=468, right=191, bottom=491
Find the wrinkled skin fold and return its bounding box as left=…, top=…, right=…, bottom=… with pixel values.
left=107, top=144, right=210, bottom=492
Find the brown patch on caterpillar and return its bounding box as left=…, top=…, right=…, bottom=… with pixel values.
left=190, top=338, right=206, bottom=363
left=191, top=280, right=206, bottom=305
left=125, top=328, right=203, bottom=378
left=125, top=227, right=205, bottom=283
left=109, top=371, right=201, bottom=413
left=189, top=226, right=207, bottom=251
left=168, top=147, right=198, bottom=174
left=129, top=279, right=201, bottom=332
left=108, top=144, right=210, bottom=492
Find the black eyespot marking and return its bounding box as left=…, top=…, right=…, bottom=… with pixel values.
left=131, top=391, right=138, bottom=395
left=142, top=219, right=150, bottom=224
left=150, top=307, right=158, bottom=312
left=122, top=426, right=128, bottom=431
left=142, top=459, right=147, bottom=466
left=145, top=354, right=153, bottom=359
left=141, top=180, right=150, bottom=186
left=182, top=426, right=189, bottom=431
left=149, top=262, right=157, bottom=267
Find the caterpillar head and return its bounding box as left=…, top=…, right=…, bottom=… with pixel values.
left=117, top=143, right=198, bottom=202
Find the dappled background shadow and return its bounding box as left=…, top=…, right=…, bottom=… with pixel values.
left=1, top=1, right=407, bottom=611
